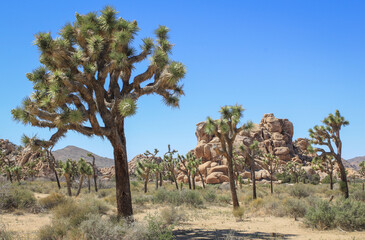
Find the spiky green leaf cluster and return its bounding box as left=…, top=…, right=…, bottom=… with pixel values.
left=118, top=98, right=137, bottom=117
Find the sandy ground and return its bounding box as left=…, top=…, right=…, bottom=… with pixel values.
left=2, top=201, right=365, bottom=239
left=136, top=205, right=365, bottom=240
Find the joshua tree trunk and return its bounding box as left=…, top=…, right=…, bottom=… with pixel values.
left=91, top=156, right=98, bottom=192
left=48, top=150, right=61, bottom=189
left=250, top=158, right=257, bottom=199
left=171, top=171, right=179, bottom=190
left=192, top=175, right=196, bottom=190
left=329, top=172, right=333, bottom=190
left=188, top=173, right=192, bottom=190
left=337, top=161, right=349, bottom=198
left=160, top=172, right=163, bottom=187
left=227, top=143, right=240, bottom=209
left=65, top=174, right=72, bottom=196
left=155, top=172, right=159, bottom=190
left=88, top=176, right=91, bottom=193
left=144, top=176, right=148, bottom=193
left=270, top=173, right=273, bottom=194
left=76, top=174, right=84, bottom=197
left=198, top=169, right=205, bottom=189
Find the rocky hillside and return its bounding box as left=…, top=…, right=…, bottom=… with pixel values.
left=53, top=146, right=114, bottom=168
left=346, top=156, right=365, bottom=170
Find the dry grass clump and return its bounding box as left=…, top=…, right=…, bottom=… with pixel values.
left=0, top=182, right=37, bottom=212
left=39, top=192, right=67, bottom=209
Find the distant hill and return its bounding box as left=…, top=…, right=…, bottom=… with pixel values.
left=53, top=145, right=114, bottom=168
left=347, top=156, right=365, bottom=170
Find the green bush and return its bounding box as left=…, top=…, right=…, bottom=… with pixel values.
left=39, top=192, right=66, bottom=209
left=39, top=197, right=110, bottom=239
left=203, top=189, right=217, bottom=203
left=0, top=220, right=14, bottom=240
left=160, top=206, right=186, bottom=225
left=133, top=195, right=152, bottom=205
left=153, top=189, right=203, bottom=207
left=288, top=183, right=311, bottom=198
left=305, top=200, right=336, bottom=230
left=334, top=199, right=365, bottom=231
left=352, top=190, right=365, bottom=202
left=217, top=194, right=231, bottom=204
left=145, top=215, right=174, bottom=240
left=80, top=214, right=125, bottom=240
left=284, top=198, right=307, bottom=220
left=0, top=183, right=36, bottom=211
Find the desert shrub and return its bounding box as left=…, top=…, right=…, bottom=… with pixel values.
left=0, top=183, right=36, bottom=211
left=133, top=195, right=152, bottom=205
left=97, top=189, right=113, bottom=198
left=160, top=206, right=186, bottom=225
left=0, top=220, right=14, bottom=240
left=305, top=200, right=335, bottom=230
left=203, top=189, right=217, bottom=203
left=41, top=197, right=110, bottom=239
left=153, top=189, right=203, bottom=207
left=80, top=214, right=125, bottom=240
left=284, top=198, right=307, bottom=220
left=181, top=190, right=203, bottom=207
left=232, top=207, right=244, bottom=221
left=145, top=215, right=174, bottom=240
left=333, top=199, right=365, bottom=231
left=39, top=192, right=66, bottom=209
left=249, top=197, right=264, bottom=210
left=352, top=190, right=365, bottom=202
left=288, top=183, right=311, bottom=198
left=217, top=194, right=231, bottom=204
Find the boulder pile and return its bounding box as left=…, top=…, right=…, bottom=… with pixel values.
left=191, top=113, right=314, bottom=184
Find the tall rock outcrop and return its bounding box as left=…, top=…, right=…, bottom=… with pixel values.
left=193, top=114, right=313, bottom=184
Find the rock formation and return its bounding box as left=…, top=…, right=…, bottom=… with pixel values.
left=192, top=113, right=314, bottom=184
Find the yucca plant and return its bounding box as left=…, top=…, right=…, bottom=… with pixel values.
left=309, top=110, right=349, bottom=198
left=76, top=158, right=91, bottom=196
left=163, top=145, right=179, bottom=190
left=59, top=159, right=74, bottom=196
left=205, top=105, right=253, bottom=209
left=87, top=153, right=98, bottom=192
left=239, top=141, right=262, bottom=199
left=311, top=155, right=336, bottom=190
left=258, top=153, right=281, bottom=194
left=11, top=6, right=186, bottom=218
left=136, top=150, right=158, bottom=193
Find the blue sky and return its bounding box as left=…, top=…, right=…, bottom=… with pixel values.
left=0, top=0, right=364, bottom=160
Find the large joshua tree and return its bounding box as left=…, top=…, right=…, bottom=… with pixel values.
left=308, top=110, right=349, bottom=198
left=205, top=105, right=252, bottom=209
left=11, top=7, right=186, bottom=217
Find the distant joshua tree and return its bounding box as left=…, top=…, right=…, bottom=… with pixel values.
left=136, top=149, right=158, bottom=193
left=87, top=153, right=98, bottom=192
left=312, top=155, right=336, bottom=190
left=60, top=159, right=75, bottom=196
left=76, top=158, right=92, bottom=196
left=205, top=105, right=253, bottom=209
left=11, top=6, right=186, bottom=218
left=163, top=145, right=179, bottom=190
left=359, top=161, right=365, bottom=191
left=309, top=110, right=350, bottom=198
left=239, top=141, right=262, bottom=199
left=259, top=153, right=281, bottom=194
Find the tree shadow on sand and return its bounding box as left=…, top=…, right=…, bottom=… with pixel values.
left=174, top=229, right=296, bottom=240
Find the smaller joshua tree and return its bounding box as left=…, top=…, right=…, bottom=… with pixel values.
left=59, top=159, right=74, bottom=196
left=239, top=140, right=262, bottom=199
left=259, top=153, right=281, bottom=194
left=76, top=158, right=91, bottom=196
left=163, top=145, right=179, bottom=190
left=177, top=154, right=192, bottom=189
left=205, top=105, right=253, bottom=209
left=285, top=161, right=304, bottom=183
left=187, top=152, right=205, bottom=189
left=312, top=155, right=336, bottom=190
left=309, top=110, right=350, bottom=198
left=87, top=153, right=98, bottom=192
left=136, top=149, right=158, bottom=193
